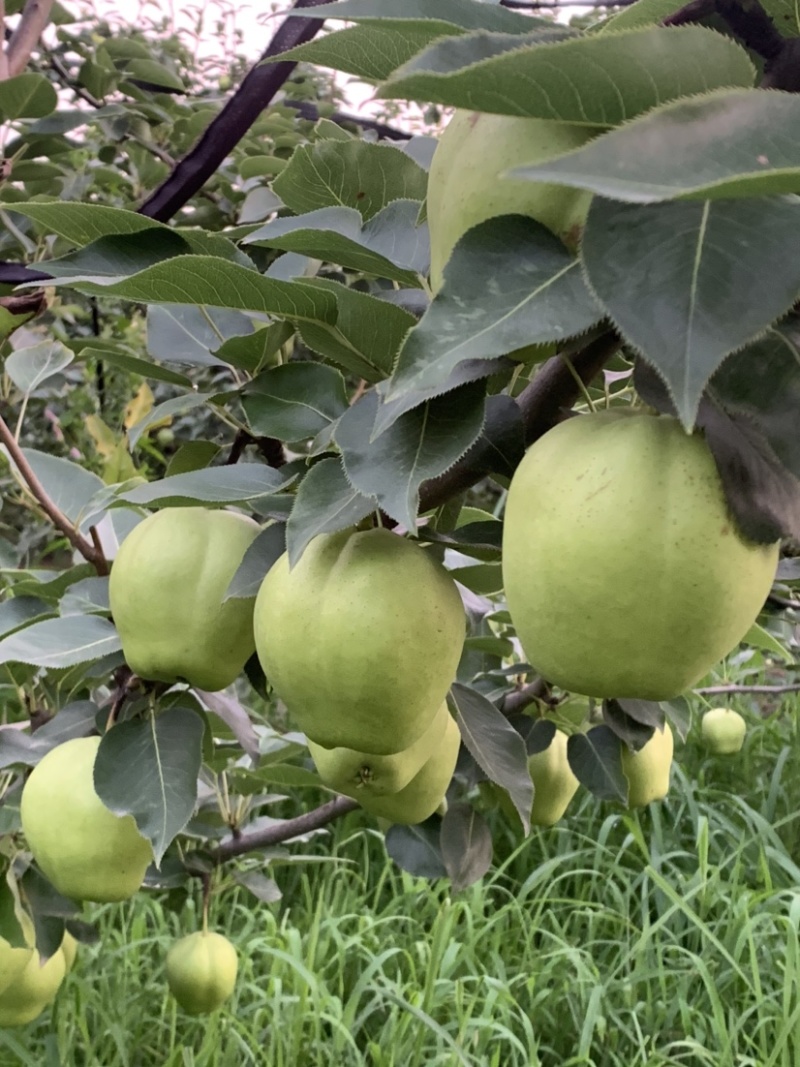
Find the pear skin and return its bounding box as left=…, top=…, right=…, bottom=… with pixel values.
left=529, top=729, right=580, bottom=827
left=254, top=528, right=465, bottom=755
left=308, top=703, right=449, bottom=798
left=621, top=723, right=674, bottom=808
left=359, top=713, right=461, bottom=825
left=701, top=708, right=746, bottom=755
left=0, top=941, right=66, bottom=1027
left=166, top=931, right=238, bottom=1015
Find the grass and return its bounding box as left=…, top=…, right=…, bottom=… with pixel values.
left=4, top=697, right=800, bottom=1066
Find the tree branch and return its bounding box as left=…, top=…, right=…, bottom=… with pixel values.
left=0, top=410, right=108, bottom=573
left=418, top=329, right=621, bottom=512
left=7, top=0, right=54, bottom=77
left=138, top=0, right=331, bottom=222
left=213, top=795, right=358, bottom=861
left=696, top=682, right=800, bottom=695
left=283, top=99, right=413, bottom=140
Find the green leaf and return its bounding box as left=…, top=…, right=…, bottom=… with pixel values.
left=74, top=342, right=193, bottom=388
left=336, top=383, right=486, bottom=530
left=384, top=217, right=601, bottom=408
left=127, top=394, right=216, bottom=450
left=147, top=305, right=254, bottom=367
left=440, top=803, right=493, bottom=891
left=0, top=615, right=121, bottom=669
left=299, top=279, right=416, bottom=382
left=243, top=201, right=430, bottom=285
left=582, top=196, right=800, bottom=428
left=94, top=709, right=204, bottom=865
left=448, top=683, right=532, bottom=835
left=165, top=442, right=222, bottom=478
left=290, top=0, right=541, bottom=32
left=116, top=465, right=290, bottom=507
left=286, top=457, right=376, bottom=567
left=8, top=450, right=105, bottom=528
left=273, top=139, right=428, bottom=221
left=215, top=321, right=294, bottom=374
left=567, top=726, right=628, bottom=803
left=42, top=230, right=192, bottom=281
left=385, top=821, right=448, bottom=879
left=6, top=201, right=167, bottom=245
left=0, top=74, right=58, bottom=120
left=742, top=622, right=793, bottom=660
left=0, top=597, right=53, bottom=639
left=243, top=363, right=349, bottom=441
left=51, top=256, right=338, bottom=326
left=278, top=23, right=464, bottom=82
left=707, top=328, right=800, bottom=481
left=224, top=524, right=286, bottom=600
left=5, top=340, right=73, bottom=394
left=123, top=58, right=185, bottom=92
left=512, top=89, right=800, bottom=202
left=379, top=27, right=754, bottom=125
left=597, top=0, right=688, bottom=32
left=59, top=576, right=110, bottom=616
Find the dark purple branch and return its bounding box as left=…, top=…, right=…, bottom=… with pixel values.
left=137, top=0, right=331, bottom=221
left=283, top=99, right=412, bottom=140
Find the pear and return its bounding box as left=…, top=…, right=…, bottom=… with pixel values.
left=427, top=110, right=595, bottom=292
left=701, top=707, right=747, bottom=755
left=0, top=940, right=66, bottom=1027
left=60, top=930, right=78, bottom=974
left=358, top=712, right=461, bottom=825
left=621, top=723, right=674, bottom=808
left=308, top=702, right=449, bottom=798
left=529, top=729, right=580, bottom=827
left=166, top=931, right=238, bottom=1015
left=21, top=736, right=154, bottom=903
left=0, top=911, right=34, bottom=999
left=503, top=411, right=779, bottom=699
left=254, top=528, right=465, bottom=755
left=109, top=506, right=261, bottom=692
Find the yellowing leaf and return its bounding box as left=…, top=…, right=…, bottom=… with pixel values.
left=124, top=382, right=155, bottom=429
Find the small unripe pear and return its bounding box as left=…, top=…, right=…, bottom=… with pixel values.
left=701, top=707, right=747, bottom=755
left=166, top=931, right=238, bottom=1015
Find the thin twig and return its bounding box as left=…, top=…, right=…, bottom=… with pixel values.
left=0, top=0, right=9, bottom=82
left=213, top=795, right=358, bottom=861
left=0, top=410, right=104, bottom=569
left=7, top=0, right=54, bottom=77
left=696, top=683, right=800, bottom=695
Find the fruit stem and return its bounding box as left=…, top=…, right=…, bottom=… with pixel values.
left=560, top=354, right=597, bottom=413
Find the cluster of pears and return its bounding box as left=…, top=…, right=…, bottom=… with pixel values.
left=108, top=512, right=467, bottom=825
left=0, top=911, right=77, bottom=1027
left=253, top=528, right=466, bottom=824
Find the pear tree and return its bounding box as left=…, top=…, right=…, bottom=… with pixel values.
left=0, top=0, right=799, bottom=1019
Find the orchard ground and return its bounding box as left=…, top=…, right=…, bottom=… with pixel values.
left=6, top=687, right=800, bottom=1067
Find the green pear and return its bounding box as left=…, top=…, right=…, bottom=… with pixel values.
left=529, top=729, right=580, bottom=827
left=21, top=736, right=153, bottom=903
left=254, top=528, right=466, bottom=754
left=308, top=702, right=449, bottom=798
left=503, top=411, right=779, bottom=699
left=701, top=707, right=747, bottom=755
left=357, top=712, right=461, bottom=825
left=0, top=910, right=34, bottom=999
left=166, top=931, right=238, bottom=1015
left=60, top=930, right=78, bottom=974
left=621, top=723, right=674, bottom=808
left=109, top=507, right=261, bottom=691
left=0, top=939, right=66, bottom=1027
left=427, top=110, right=595, bottom=292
